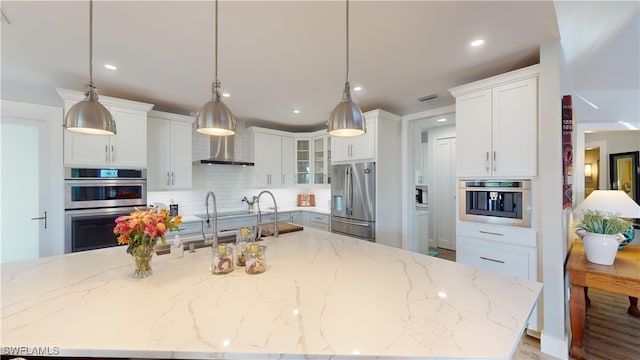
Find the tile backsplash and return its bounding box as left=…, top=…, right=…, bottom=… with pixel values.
left=148, top=119, right=331, bottom=215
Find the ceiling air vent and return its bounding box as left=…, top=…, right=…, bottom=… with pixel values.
left=417, top=94, right=438, bottom=102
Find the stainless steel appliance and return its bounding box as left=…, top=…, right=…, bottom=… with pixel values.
left=331, top=162, right=375, bottom=240
left=64, top=168, right=147, bottom=252
left=459, top=179, right=531, bottom=227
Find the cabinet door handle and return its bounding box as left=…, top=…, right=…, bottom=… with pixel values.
left=167, top=171, right=171, bottom=186
left=111, top=145, right=115, bottom=162
left=485, top=152, right=489, bottom=173
left=171, top=171, right=175, bottom=185
left=30, top=211, right=47, bottom=229
left=105, top=145, right=109, bottom=162
left=282, top=174, right=285, bottom=184
left=480, top=256, right=505, bottom=264
left=493, top=151, right=496, bottom=172
left=479, top=230, right=504, bottom=236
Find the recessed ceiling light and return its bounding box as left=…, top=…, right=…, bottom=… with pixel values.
left=471, top=39, right=485, bottom=47
left=353, top=86, right=362, bottom=92
left=104, top=64, right=117, bottom=70
left=293, top=109, right=301, bottom=114
left=437, top=118, right=447, bottom=122
left=221, top=93, right=231, bottom=98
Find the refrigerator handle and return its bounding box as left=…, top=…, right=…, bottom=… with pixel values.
left=346, top=166, right=353, bottom=216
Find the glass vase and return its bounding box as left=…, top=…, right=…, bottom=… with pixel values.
left=132, top=244, right=155, bottom=278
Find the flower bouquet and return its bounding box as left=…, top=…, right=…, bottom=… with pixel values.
left=114, top=206, right=182, bottom=278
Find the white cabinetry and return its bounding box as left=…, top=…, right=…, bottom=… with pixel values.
left=294, top=131, right=332, bottom=185
left=313, top=135, right=331, bottom=184
left=332, top=117, right=375, bottom=162
left=295, top=138, right=310, bottom=184
left=456, top=221, right=539, bottom=330
left=290, top=211, right=330, bottom=231
left=449, top=65, right=538, bottom=178
left=416, top=211, right=429, bottom=254
left=248, top=128, right=295, bottom=188
left=147, top=110, right=193, bottom=190
left=57, top=88, right=153, bottom=168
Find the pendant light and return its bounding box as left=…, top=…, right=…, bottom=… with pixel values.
left=328, top=0, right=365, bottom=137
left=196, top=0, right=236, bottom=136
left=64, top=0, right=116, bottom=136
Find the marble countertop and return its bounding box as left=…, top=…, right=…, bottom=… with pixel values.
left=1, top=229, right=541, bottom=359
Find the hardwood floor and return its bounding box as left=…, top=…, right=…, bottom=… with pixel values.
left=429, top=247, right=640, bottom=360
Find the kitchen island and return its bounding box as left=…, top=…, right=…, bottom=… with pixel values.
left=1, top=229, right=541, bottom=359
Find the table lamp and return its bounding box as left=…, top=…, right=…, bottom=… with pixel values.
left=574, top=190, right=640, bottom=265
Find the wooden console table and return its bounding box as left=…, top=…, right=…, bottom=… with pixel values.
left=566, top=239, right=640, bottom=359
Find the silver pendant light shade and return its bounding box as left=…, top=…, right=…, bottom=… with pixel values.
left=328, top=0, right=365, bottom=137
left=196, top=0, right=236, bottom=136
left=64, top=0, right=116, bottom=136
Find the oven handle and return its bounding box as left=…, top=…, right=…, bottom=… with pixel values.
left=64, top=207, right=141, bottom=216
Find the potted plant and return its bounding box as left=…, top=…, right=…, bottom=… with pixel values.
left=576, top=209, right=632, bottom=265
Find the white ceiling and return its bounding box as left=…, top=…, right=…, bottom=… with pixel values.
left=1, top=1, right=638, bottom=131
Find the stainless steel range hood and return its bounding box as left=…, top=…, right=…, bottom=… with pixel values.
left=197, top=136, right=254, bottom=166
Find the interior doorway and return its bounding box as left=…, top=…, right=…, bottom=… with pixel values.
left=584, top=147, right=601, bottom=198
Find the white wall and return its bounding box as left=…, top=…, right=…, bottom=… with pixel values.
left=538, top=41, right=569, bottom=359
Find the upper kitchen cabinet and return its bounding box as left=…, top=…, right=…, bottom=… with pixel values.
left=449, top=65, right=539, bottom=178
left=332, top=117, right=375, bottom=162
left=57, top=88, right=153, bottom=168
left=331, top=109, right=400, bottom=164
left=147, top=110, right=194, bottom=191
left=313, top=135, right=331, bottom=184
left=247, top=127, right=295, bottom=188
left=294, top=131, right=331, bottom=186
left=295, top=138, right=311, bottom=185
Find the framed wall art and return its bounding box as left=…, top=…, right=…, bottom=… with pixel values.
left=609, top=151, right=640, bottom=205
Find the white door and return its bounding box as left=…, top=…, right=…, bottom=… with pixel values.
left=435, top=137, right=456, bottom=251
left=1, top=101, right=64, bottom=262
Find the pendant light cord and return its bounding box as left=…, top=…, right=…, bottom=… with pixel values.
left=89, top=0, right=93, bottom=87
left=215, top=0, right=219, bottom=84
left=345, top=0, right=350, bottom=82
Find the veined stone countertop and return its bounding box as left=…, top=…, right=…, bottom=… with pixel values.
left=1, top=229, right=541, bottom=359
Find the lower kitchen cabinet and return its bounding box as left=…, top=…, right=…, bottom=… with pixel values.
left=290, top=211, right=330, bottom=232
left=456, top=221, right=538, bottom=330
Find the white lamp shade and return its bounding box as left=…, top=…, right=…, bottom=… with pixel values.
left=575, top=190, right=640, bottom=218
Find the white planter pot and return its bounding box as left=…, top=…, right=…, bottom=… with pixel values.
left=582, top=232, right=622, bottom=265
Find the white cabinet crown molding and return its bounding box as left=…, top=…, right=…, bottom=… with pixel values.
left=55, top=88, right=154, bottom=112
left=148, top=109, right=194, bottom=124
left=448, top=64, right=540, bottom=97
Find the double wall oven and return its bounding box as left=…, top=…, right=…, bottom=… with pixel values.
left=64, top=168, right=147, bottom=253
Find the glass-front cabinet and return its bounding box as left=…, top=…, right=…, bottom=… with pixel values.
left=294, top=132, right=331, bottom=185
left=313, top=136, right=331, bottom=184
left=295, top=139, right=310, bottom=184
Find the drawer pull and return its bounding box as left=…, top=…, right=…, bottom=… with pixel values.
left=479, top=230, right=504, bottom=236
left=480, top=256, right=505, bottom=264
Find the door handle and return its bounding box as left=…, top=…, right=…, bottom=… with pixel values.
left=480, top=256, right=505, bottom=264
left=485, top=152, right=489, bottom=173
left=111, top=145, right=115, bottom=162
left=105, top=145, right=109, bottom=162
left=332, top=217, right=370, bottom=227
left=493, top=151, right=496, bottom=172
left=31, top=211, right=47, bottom=229
left=171, top=172, right=175, bottom=185
left=167, top=171, right=171, bottom=186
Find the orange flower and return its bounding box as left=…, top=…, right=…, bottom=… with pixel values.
left=114, top=206, right=182, bottom=255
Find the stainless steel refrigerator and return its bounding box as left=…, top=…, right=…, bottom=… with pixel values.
left=331, top=162, right=375, bottom=241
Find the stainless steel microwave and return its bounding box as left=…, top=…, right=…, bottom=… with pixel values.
left=459, top=180, right=531, bottom=228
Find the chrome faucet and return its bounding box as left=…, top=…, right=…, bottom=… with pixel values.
left=256, top=190, right=278, bottom=238
left=204, top=191, right=219, bottom=247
